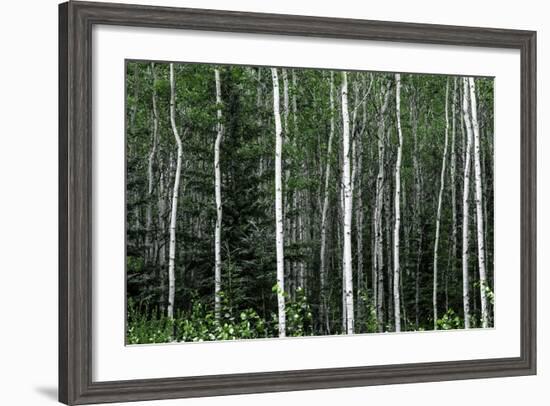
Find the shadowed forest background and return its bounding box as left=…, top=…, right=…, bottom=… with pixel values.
left=126, top=61, right=494, bottom=344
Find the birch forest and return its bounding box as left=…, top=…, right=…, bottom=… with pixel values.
left=126, top=61, right=494, bottom=344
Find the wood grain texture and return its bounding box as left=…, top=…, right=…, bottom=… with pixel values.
left=58, top=1, right=537, bottom=404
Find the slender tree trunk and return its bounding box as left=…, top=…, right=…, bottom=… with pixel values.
left=468, top=77, right=490, bottom=328
left=461, top=78, right=474, bottom=329
left=271, top=68, right=286, bottom=337
left=214, top=68, right=224, bottom=320
left=341, top=72, right=354, bottom=334
left=384, top=154, right=393, bottom=330
left=433, top=79, right=450, bottom=329
left=393, top=73, right=404, bottom=332
left=339, top=181, right=350, bottom=333
left=167, top=63, right=183, bottom=320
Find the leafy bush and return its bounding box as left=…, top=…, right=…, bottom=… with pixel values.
left=285, top=287, right=313, bottom=337
left=436, top=309, right=463, bottom=330
left=358, top=289, right=378, bottom=333
left=127, top=288, right=317, bottom=343
left=126, top=299, right=174, bottom=344
left=173, top=299, right=271, bottom=342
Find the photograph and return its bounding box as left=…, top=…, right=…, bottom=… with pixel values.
left=125, top=61, right=494, bottom=344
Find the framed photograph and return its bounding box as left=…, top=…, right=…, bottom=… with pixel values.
left=59, top=1, right=536, bottom=404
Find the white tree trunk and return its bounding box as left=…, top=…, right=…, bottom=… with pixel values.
left=341, top=72, right=354, bottom=335
left=214, top=68, right=224, bottom=320
left=432, top=79, right=450, bottom=330
left=393, top=73, right=404, bottom=332
left=468, top=77, right=490, bottom=328
left=167, top=63, right=183, bottom=320
left=319, top=71, right=335, bottom=333
left=271, top=68, right=286, bottom=338
left=461, top=78, right=474, bottom=329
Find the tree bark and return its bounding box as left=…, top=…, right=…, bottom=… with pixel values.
left=468, top=77, right=490, bottom=328
left=393, top=73, right=404, bottom=332
left=271, top=68, right=286, bottom=337
left=167, top=63, right=183, bottom=320
left=433, top=79, right=450, bottom=329
left=461, top=77, right=474, bottom=329
left=341, top=71, right=354, bottom=334
left=214, top=68, right=224, bottom=320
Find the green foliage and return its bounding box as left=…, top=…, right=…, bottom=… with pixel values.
left=126, top=299, right=175, bottom=344
left=127, top=256, right=144, bottom=274
left=173, top=298, right=271, bottom=342
left=358, top=291, right=378, bottom=333
left=127, top=288, right=320, bottom=343
left=436, top=309, right=463, bottom=330
left=126, top=61, right=495, bottom=341
left=127, top=292, right=275, bottom=344
left=474, top=280, right=495, bottom=305
left=285, top=287, right=313, bottom=337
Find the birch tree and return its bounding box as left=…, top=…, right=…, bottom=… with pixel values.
left=469, top=77, right=490, bottom=328
left=341, top=71, right=354, bottom=334
left=271, top=68, right=286, bottom=337
left=461, top=77, right=474, bottom=329
left=167, top=63, right=183, bottom=319
left=432, top=79, right=450, bottom=329
left=214, top=68, right=224, bottom=320
left=393, top=73, right=404, bottom=332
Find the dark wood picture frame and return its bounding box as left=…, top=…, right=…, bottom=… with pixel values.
left=59, top=1, right=536, bottom=404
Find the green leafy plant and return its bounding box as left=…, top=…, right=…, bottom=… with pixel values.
left=285, top=287, right=313, bottom=337
left=436, top=309, right=463, bottom=330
